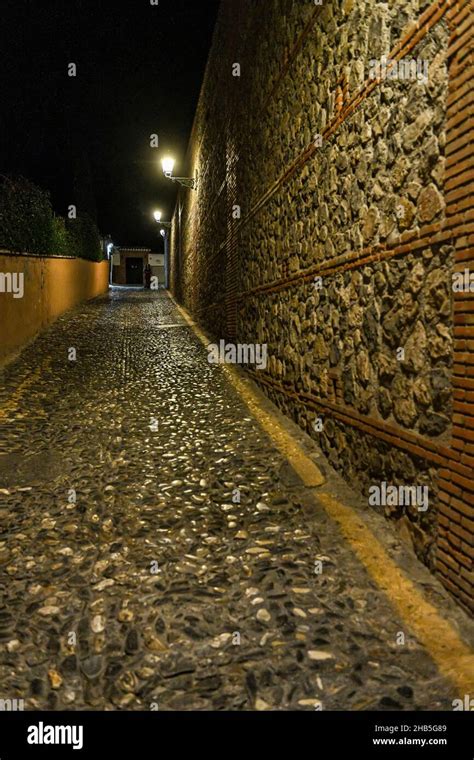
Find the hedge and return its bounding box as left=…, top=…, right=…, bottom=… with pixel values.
left=66, top=215, right=103, bottom=262
left=0, top=176, right=104, bottom=261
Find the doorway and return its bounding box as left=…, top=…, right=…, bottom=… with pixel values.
left=126, top=257, right=143, bottom=285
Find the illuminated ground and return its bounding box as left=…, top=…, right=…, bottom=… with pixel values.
left=0, top=289, right=470, bottom=710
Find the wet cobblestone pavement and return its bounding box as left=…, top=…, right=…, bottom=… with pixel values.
left=0, top=289, right=463, bottom=710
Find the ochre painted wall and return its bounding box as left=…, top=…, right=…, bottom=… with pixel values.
left=0, top=253, right=110, bottom=362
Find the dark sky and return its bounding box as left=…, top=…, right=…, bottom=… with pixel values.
left=0, top=0, right=220, bottom=249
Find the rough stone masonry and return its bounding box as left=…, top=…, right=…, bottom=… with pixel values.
left=169, top=0, right=474, bottom=613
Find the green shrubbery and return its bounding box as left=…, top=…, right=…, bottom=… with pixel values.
left=51, top=216, right=69, bottom=256
left=0, top=176, right=53, bottom=254
left=0, top=176, right=104, bottom=261
left=66, top=215, right=103, bottom=261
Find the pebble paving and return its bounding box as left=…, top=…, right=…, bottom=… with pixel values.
left=0, top=289, right=459, bottom=710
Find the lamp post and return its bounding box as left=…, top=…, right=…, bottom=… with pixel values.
left=161, top=228, right=169, bottom=289
left=161, top=156, right=197, bottom=190
left=107, top=242, right=114, bottom=286
left=153, top=210, right=171, bottom=289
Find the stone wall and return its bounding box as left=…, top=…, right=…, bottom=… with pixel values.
left=170, top=0, right=474, bottom=612
left=0, top=252, right=110, bottom=363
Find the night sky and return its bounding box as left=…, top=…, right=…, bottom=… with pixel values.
left=0, top=0, right=220, bottom=248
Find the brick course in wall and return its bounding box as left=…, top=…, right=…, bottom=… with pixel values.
left=170, top=0, right=474, bottom=613
left=436, top=0, right=474, bottom=611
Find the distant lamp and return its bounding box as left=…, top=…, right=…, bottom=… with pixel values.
left=160, top=229, right=166, bottom=238
left=161, top=155, right=196, bottom=190
left=153, top=207, right=171, bottom=229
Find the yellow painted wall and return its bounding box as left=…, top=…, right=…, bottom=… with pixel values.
left=0, top=254, right=110, bottom=362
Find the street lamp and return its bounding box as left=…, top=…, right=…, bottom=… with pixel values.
left=161, top=156, right=197, bottom=190
left=105, top=241, right=115, bottom=287
left=151, top=210, right=170, bottom=289
left=161, top=157, right=175, bottom=176
left=159, top=227, right=170, bottom=290
left=152, top=209, right=171, bottom=228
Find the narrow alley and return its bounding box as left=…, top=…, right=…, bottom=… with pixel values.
left=0, top=289, right=471, bottom=711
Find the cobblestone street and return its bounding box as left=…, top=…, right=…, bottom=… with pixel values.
left=0, top=289, right=469, bottom=711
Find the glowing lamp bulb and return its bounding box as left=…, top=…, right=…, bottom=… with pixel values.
left=153, top=210, right=162, bottom=222
left=161, top=157, right=175, bottom=176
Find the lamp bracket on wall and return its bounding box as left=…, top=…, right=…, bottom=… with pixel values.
left=164, top=173, right=197, bottom=190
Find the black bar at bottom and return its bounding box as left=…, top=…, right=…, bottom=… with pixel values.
left=0, top=710, right=472, bottom=758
